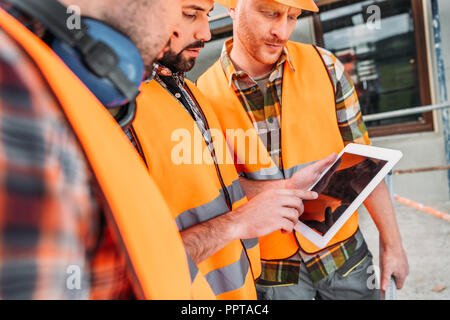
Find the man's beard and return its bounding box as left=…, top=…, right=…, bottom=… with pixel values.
left=158, top=40, right=204, bottom=73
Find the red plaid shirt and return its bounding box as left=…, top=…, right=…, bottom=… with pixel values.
left=0, top=25, right=134, bottom=299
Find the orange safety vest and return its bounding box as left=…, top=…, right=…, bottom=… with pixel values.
left=132, top=79, right=261, bottom=299
left=197, top=41, right=359, bottom=257
left=0, top=8, right=197, bottom=299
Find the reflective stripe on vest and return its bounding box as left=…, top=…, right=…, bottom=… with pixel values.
left=197, top=41, right=359, bottom=256
left=175, top=178, right=245, bottom=230
left=205, top=249, right=249, bottom=296
left=243, top=162, right=315, bottom=181
left=0, top=8, right=196, bottom=299
left=133, top=79, right=260, bottom=299
left=186, top=254, right=216, bottom=299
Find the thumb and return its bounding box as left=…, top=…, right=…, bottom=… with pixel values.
left=312, top=153, right=338, bottom=173
left=289, top=153, right=338, bottom=190
left=303, top=153, right=338, bottom=180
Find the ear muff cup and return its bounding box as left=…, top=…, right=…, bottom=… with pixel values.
left=8, top=0, right=146, bottom=128
left=51, top=18, right=145, bottom=109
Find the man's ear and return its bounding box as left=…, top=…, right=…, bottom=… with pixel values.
left=228, top=7, right=236, bottom=20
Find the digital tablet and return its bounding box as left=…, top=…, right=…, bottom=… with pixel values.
left=294, top=143, right=403, bottom=249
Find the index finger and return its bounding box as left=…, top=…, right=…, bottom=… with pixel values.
left=277, top=189, right=318, bottom=200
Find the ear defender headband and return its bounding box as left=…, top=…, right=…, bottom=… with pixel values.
left=7, top=0, right=146, bottom=129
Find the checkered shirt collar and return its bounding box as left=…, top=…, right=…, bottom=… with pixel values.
left=220, top=38, right=295, bottom=87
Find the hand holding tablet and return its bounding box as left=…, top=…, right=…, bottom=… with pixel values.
left=294, top=143, right=403, bottom=249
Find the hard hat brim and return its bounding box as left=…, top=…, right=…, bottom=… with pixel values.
left=215, top=0, right=319, bottom=12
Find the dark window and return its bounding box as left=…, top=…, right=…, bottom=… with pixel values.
left=314, top=0, right=433, bottom=137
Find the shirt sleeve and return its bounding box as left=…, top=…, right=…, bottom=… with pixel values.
left=317, top=47, right=371, bottom=146
left=0, top=30, right=97, bottom=299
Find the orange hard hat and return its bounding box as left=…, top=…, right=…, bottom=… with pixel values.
left=215, top=0, right=319, bottom=12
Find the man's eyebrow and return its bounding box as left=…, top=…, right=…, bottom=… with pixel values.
left=256, top=2, right=282, bottom=11
left=184, top=5, right=210, bottom=12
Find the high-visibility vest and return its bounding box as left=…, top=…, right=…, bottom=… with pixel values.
left=197, top=41, right=359, bottom=257
left=132, top=79, right=261, bottom=299
left=0, top=8, right=196, bottom=300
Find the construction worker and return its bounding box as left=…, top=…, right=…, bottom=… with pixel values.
left=129, top=0, right=336, bottom=299
left=198, top=0, right=409, bottom=299
left=0, top=0, right=205, bottom=299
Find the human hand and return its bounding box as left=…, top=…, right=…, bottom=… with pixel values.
left=230, top=189, right=318, bottom=239
left=380, top=245, right=409, bottom=291
left=286, top=153, right=338, bottom=191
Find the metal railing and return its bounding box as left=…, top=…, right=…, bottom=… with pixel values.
left=362, top=102, right=450, bottom=122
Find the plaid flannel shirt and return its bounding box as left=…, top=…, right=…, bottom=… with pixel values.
left=0, top=23, right=134, bottom=299
left=220, top=38, right=371, bottom=284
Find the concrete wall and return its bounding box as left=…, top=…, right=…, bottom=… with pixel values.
left=372, top=125, right=449, bottom=203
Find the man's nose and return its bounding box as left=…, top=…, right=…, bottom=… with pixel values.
left=195, top=19, right=212, bottom=43
left=270, top=17, right=291, bottom=42
left=171, top=20, right=182, bottom=41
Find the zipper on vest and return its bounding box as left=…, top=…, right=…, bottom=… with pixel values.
left=184, top=87, right=259, bottom=286
left=240, top=239, right=256, bottom=283
left=215, top=161, right=233, bottom=210
left=185, top=86, right=233, bottom=211
left=128, top=124, right=149, bottom=168
left=199, top=110, right=232, bottom=210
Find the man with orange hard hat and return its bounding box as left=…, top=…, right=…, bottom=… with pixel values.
left=198, top=0, right=409, bottom=300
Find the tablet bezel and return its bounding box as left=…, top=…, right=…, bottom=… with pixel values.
left=294, top=143, right=403, bottom=249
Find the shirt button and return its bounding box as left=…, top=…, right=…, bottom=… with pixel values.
left=175, top=93, right=181, bottom=99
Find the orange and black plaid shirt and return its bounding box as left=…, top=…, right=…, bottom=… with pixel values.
left=220, top=38, right=371, bottom=285
left=0, top=18, right=134, bottom=299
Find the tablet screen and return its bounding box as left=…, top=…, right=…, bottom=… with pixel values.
left=300, top=153, right=388, bottom=236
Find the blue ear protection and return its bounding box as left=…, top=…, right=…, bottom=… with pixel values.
left=51, top=18, right=144, bottom=109
left=7, top=0, right=146, bottom=129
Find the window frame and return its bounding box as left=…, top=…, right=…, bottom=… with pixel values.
left=313, top=0, right=434, bottom=137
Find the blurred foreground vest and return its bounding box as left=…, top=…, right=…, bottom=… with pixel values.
left=132, top=79, right=261, bottom=299
left=0, top=8, right=201, bottom=299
